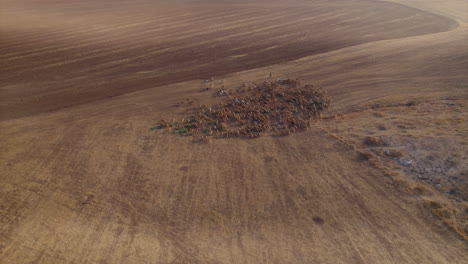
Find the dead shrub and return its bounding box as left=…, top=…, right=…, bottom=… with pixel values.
left=442, top=220, right=468, bottom=240
left=312, top=216, right=325, bottom=225
left=392, top=178, right=411, bottom=189
left=373, top=112, right=385, bottom=118
left=385, top=149, right=404, bottom=158
left=376, top=123, right=387, bottom=130
left=363, top=136, right=387, bottom=147
left=413, top=185, right=430, bottom=195
left=433, top=208, right=452, bottom=219
left=358, top=151, right=375, bottom=161
left=428, top=201, right=443, bottom=209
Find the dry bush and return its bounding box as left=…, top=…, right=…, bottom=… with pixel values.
left=433, top=208, right=452, bottom=219
left=385, top=149, right=404, bottom=158
left=412, top=185, right=431, bottom=195
left=449, top=182, right=468, bottom=200
left=427, top=200, right=443, bottom=209
left=376, top=123, right=387, bottom=130
left=442, top=220, right=468, bottom=240
left=373, top=112, right=385, bottom=118
left=363, top=136, right=387, bottom=147
left=312, top=216, right=325, bottom=225
left=358, top=150, right=375, bottom=161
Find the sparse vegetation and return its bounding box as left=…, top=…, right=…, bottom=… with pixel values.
left=412, top=185, right=430, bottom=195
left=363, top=136, right=387, bottom=147
left=376, top=123, right=387, bottom=130
left=358, top=150, right=376, bottom=161
left=312, top=216, right=325, bottom=225
left=373, top=112, right=385, bottom=118
left=428, top=201, right=442, bottom=209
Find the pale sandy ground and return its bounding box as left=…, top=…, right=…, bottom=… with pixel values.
left=317, top=98, right=468, bottom=239
left=0, top=0, right=467, bottom=263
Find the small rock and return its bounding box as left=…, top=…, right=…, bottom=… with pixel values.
left=399, top=159, right=412, bottom=166
left=435, top=184, right=442, bottom=190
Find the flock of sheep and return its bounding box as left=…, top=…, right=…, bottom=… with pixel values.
left=158, top=79, right=330, bottom=142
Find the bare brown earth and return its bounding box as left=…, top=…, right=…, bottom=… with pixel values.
left=1, top=0, right=467, bottom=263
left=0, top=0, right=459, bottom=120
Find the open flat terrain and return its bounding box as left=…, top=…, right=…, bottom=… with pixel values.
left=0, top=0, right=467, bottom=263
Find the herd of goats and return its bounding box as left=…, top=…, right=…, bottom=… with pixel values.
left=155, top=79, right=331, bottom=142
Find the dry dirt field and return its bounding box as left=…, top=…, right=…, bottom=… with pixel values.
left=0, top=0, right=467, bottom=263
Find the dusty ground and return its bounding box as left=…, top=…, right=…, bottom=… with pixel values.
left=1, top=0, right=467, bottom=263
left=318, top=98, right=468, bottom=238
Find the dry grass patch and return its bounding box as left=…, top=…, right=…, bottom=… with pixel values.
left=363, top=136, right=388, bottom=147
left=384, top=149, right=404, bottom=158
left=312, top=216, right=325, bottom=225
left=376, top=123, right=388, bottom=130
left=412, top=184, right=431, bottom=196
left=357, top=150, right=376, bottom=161
left=373, top=112, right=386, bottom=118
